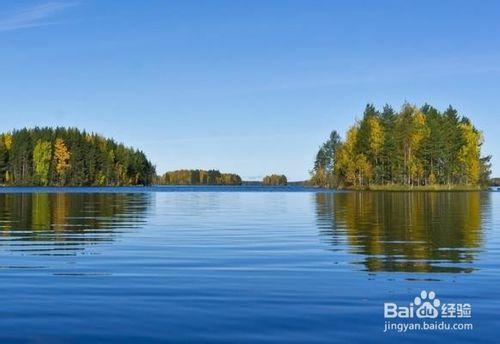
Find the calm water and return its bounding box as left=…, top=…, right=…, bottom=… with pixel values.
left=0, top=187, right=499, bottom=342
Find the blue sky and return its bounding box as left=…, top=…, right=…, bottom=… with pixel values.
left=0, top=0, right=499, bottom=181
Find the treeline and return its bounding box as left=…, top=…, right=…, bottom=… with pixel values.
left=160, top=169, right=242, bottom=185
left=311, top=103, right=491, bottom=189
left=0, top=127, right=155, bottom=186
left=262, top=174, right=287, bottom=185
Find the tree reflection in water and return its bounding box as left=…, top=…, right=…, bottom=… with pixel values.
left=315, top=191, right=489, bottom=273
left=0, top=193, right=151, bottom=256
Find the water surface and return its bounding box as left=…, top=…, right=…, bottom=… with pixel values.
left=0, top=187, right=498, bottom=342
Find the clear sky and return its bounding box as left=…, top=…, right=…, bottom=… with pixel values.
left=0, top=0, right=499, bottom=181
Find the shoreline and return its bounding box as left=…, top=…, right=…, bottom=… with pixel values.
left=0, top=184, right=497, bottom=192
left=337, top=184, right=490, bottom=192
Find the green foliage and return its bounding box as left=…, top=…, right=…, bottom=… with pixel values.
left=262, top=174, right=287, bottom=185
left=311, top=103, right=491, bottom=189
left=0, top=127, right=155, bottom=186
left=0, top=136, right=8, bottom=183
left=311, top=130, right=342, bottom=188
left=33, top=140, right=52, bottom=185
left=160, top=169, right=242, bottom=185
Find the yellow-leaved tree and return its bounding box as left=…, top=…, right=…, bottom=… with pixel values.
left=54, top=138, right=71, bottom=185
left=336, top=126, right=359, bottom=187
left=3, top=133, right=12, bottom=182
left=459, top=122, right=482, bottom=185
left=397, top=106, right=428, bottom=185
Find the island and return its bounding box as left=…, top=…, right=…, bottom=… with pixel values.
left=310, top=103, right=492, bottom=190
left=159, top=169, right=242, bottom=185
left=262, top=174, right=288, bottom=186
left=0, top=127, right=155, bottom=186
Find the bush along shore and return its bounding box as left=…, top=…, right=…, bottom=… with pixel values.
left=310, top=103, right=492, bottom=191
left=366, top=184, right=483, bottom=191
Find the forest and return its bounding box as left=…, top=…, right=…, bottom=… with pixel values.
left=0, top=127, right=155, bottom=186
left=262, top=174, right=288, bottom=185
left=160, top=169, right=242, bottom=185
left=311, top=103, right=491, bottom=189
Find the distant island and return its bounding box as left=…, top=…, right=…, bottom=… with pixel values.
left=262, top=174, right=288, bottom=186
left=0, top=128, right=155, bottom=186
left=311, top=103, right=492, bottom=190
left=159, top=169, right=242, bottom=185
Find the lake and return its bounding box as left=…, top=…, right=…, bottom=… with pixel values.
left=0, top=187, right=498, bottom=342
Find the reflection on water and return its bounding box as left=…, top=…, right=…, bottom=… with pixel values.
left=0, top=193, right=151, bottom=256
left=315, top=191, right=489, bottom=273
left=0, top=189, right=498, bottom=341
